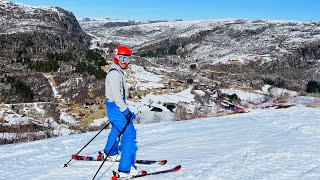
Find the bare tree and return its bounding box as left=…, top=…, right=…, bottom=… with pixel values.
left=152, top=113, right=162, bottom=123
left=174, top=102, right=188, bottom=121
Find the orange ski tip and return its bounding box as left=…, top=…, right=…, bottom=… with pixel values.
left=160, top=160, right=167, bottom=165
left=173, top=165, right=182, bottom=172
left=111, top=175, right=118, bottom=180
left=71, top=154, right=78, bottom=160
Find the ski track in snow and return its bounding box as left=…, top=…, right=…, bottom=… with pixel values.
left=1, top=106, right=320, bottom=179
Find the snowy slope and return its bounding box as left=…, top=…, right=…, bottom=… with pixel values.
left=1, top=106, right=320, bottom=179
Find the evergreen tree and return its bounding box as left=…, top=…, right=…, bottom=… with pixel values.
left=306, top=81, right=319, bottom=93
left=6, top=77, right=33, bottom=102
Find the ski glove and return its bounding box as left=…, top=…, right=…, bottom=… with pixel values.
left=122, top=108, right=136, bottom=122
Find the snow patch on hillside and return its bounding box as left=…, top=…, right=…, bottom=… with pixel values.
left=89, top=117, right=108, bottom=127
left=221, top=88, right=266, bottom=104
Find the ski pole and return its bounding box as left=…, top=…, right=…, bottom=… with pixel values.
left=92, top=119, right=131, bottom=180
left=64, top=121, right=111, bottom=167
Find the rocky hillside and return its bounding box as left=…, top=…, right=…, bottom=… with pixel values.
left=78, top=18, right=183, bottom=51
left=80, top=18, right=320, bottom=90
left=0, top=0, right=91, bottom=61
left=0, top=0, right=98, bottom=103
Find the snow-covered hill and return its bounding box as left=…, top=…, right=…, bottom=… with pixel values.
left=1, top=106, right=320, bottom=179
left=80, top=17, right=320, bottom=88
left=80, top=17, right=320, bottom=64
left=79, top=18, right=183, bottom=46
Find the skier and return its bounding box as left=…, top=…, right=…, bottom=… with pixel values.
left=104, top=45, right=145, bottom=179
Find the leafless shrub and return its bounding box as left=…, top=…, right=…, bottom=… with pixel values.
left=45, top=104, right=60, bottom=121
left=135, top=115, right=142, bottom=124
left=152, top=113, right=162, bottom=123
left=87, top=121, right=110, bottom=131
left=174, top=102, right=188, bottom=121
left=0, top=119, right=57, bottom=145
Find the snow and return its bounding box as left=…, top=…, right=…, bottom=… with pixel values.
left=127, top=64, right=166, bottom=90
left=122, top=87, right=196, bottom=123
left=130, top=65, right=163, bottom=82
left=1, top=106, right=320, bottom=179
left=79, top=17, right=320, bottom=68
left=0, top=104, right=44, bottom=125
left=59, top=112, right=77, bottom=126
left=140, top=87, right=194, bottom=105
left=43, top=73, right=60, bottom=99
left=221, top=88, right=266, bottom=104
left=258, top=84, right=298, bottom=98
left=133, top=81, right=165, bottom=91
left=116, top=39, right=145, bottom=46
left=221, top=85, right=299, bottom=106
left=270, top=87, right=299, bottom=97
left=89, top=117, right=108, bottom=127
left=0, top=103, right=71, bottom=137
left=261, top=84, right=272, bottom=93
left=33, top=106, right=46, bottom=115
left=1, top=115, right=29, bottom=125
left=194, top=90, right=206, bottom=96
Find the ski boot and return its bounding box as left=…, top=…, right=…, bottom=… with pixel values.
left=111, top=164, right=147, bottom=179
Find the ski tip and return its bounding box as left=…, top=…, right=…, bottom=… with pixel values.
left=71, top=154, right=78, bottom=160
left=173, top=165, right=182, bottom=172
left=111, top=170, right=119, bottom=180
left=160, top=160, right=167, bottom=165
left=111, top=176, right=118, bottom=180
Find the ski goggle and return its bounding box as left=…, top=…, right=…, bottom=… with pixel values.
left=116, top=55, right=133, bottom=64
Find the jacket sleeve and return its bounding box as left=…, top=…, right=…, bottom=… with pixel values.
left=106, top=71, right=128, bottom=112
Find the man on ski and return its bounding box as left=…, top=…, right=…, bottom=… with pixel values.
left=104, top=45, right=144, bottom=179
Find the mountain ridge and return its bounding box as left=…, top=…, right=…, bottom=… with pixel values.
left=0, top=0, right=91, bottom=60
left=80, top=17, right=320, bottom=90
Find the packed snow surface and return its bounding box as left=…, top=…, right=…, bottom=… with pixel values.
left=1, top=106, right=320, bottom=179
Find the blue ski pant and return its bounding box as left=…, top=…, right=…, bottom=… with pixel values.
left=104, top=100, right=137, bottom=172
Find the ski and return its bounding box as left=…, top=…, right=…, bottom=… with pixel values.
left=71, top=154, right=167, bottom=165
left=135, top=159, right=167, bottom=165
left=130, top=165, right=181, bottom=179
left=71, top=154, right=95, bottom=161
left=111, top=165, right=181, bottom=180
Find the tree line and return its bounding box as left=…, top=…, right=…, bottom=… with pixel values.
left=306, top=81, right=320, bottom=93
left=17, top=50, right=107, bottom=80
left=3, top=76, right=34, bottom=102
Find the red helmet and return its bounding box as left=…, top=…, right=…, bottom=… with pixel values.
left=113, top=45, right=132, bottom=64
